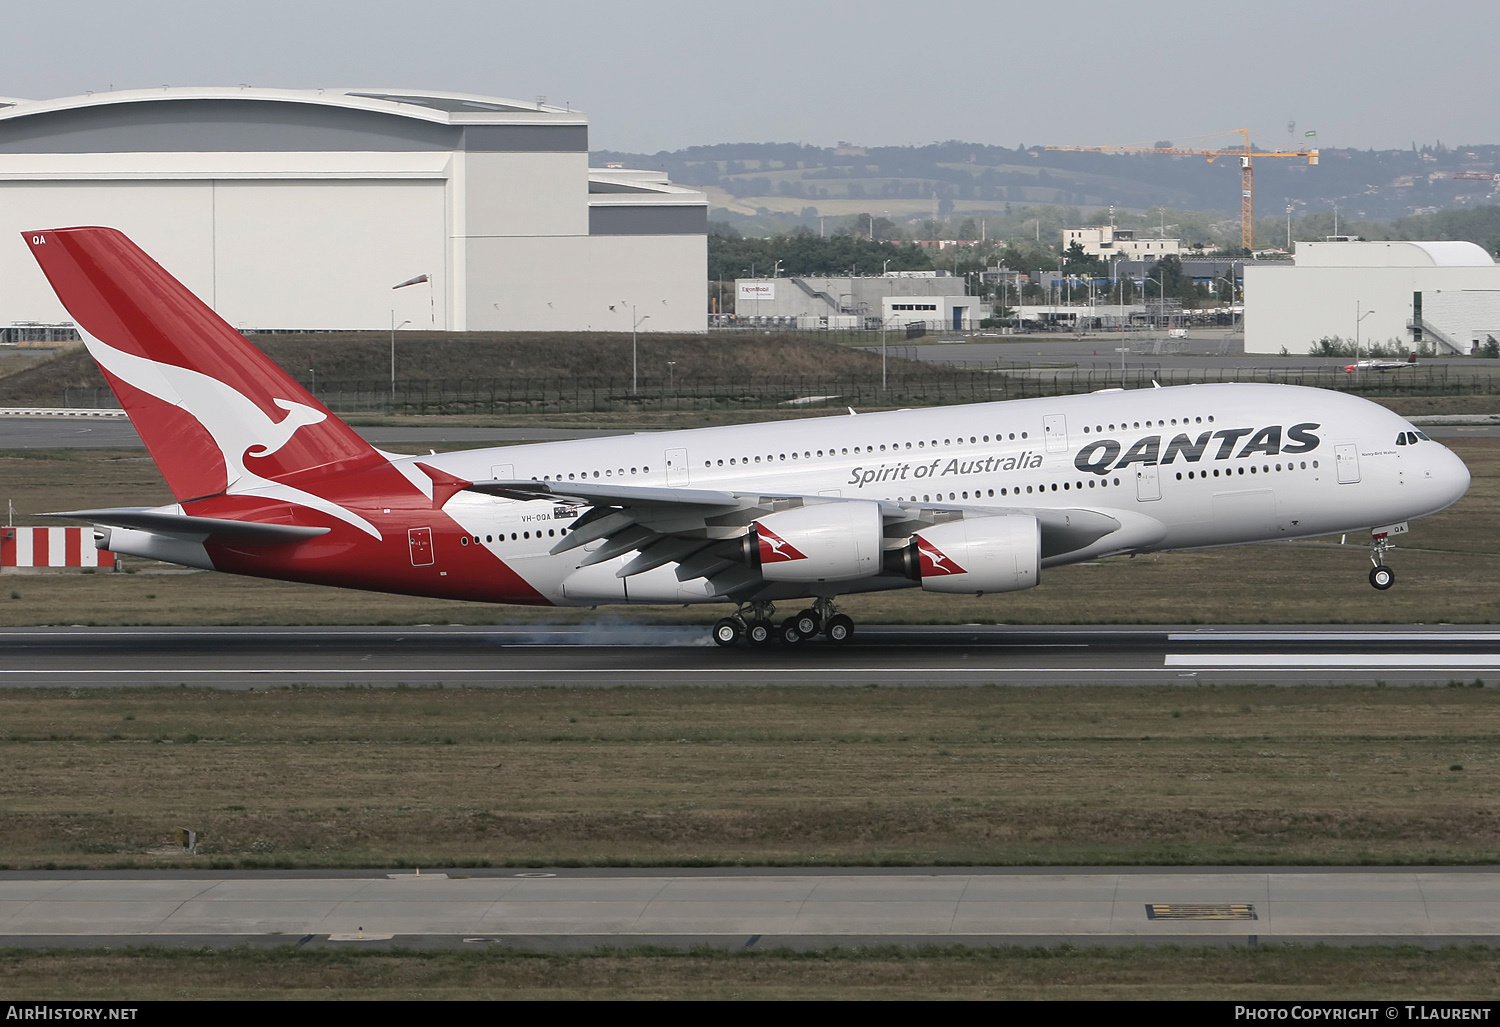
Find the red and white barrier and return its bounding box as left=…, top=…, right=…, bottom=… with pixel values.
left=1, top=527, right=115, bottom=568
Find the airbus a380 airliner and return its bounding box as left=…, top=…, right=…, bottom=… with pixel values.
left=24, top=227, right=1472, bottom=646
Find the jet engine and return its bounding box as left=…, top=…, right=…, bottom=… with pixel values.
left=744, top=502, right=883, bottom=582
left=887, top=514, right=1040, bottom=594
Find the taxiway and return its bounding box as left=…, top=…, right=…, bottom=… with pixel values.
left=1, top=867, right=1495, bottom=949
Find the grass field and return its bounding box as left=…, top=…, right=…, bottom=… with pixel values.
left=3, top=944, right=1498, bottom=1000
left=3, top=682, right=1498, bottom=869
left=0, top=333, right=943, bottom=407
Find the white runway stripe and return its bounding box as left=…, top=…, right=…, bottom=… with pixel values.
left=1168, top=633, right=1500, bottom=643
left=1166, top=654, right=1500, bottom=668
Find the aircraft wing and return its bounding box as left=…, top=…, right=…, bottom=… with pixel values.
left=465, top=479, right=1164, bottom=595
left=45, top=507, right=331, bottom=544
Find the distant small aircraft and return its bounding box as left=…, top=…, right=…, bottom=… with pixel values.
left=1345, top=353, right=1418, bottom=373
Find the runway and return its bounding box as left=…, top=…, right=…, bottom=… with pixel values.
left=3, top=624, right=1500, bottom=687
left=1, top=867, right=1495, bottom=948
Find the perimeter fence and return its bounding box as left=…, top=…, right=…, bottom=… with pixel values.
left=50, top=364, right=1500, bottom=416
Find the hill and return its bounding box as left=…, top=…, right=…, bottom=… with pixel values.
left=594, top=139, right=1500, bottom=242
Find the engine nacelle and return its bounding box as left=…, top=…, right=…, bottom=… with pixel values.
left=749, top=502, right=882, bottom=582
left=896, top=514, right=1040, bottom=594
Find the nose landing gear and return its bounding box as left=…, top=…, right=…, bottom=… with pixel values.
left=1368, top=529, right=1396, bottom=590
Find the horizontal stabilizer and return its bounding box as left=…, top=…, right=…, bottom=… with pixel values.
left=45, top=508, right=330, bottom=544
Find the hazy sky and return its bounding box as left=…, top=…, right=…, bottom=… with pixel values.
left=4, top=0, right=1497, bottom=154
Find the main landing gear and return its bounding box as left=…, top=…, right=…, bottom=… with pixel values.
left=711, top=598, right=855, bottom=647
left=1368, top=531, right=1396, bottom=591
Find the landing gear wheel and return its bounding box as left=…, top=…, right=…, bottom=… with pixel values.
left=747, top=620, right=774, bottom=646
left=1370, top=565, right=1395, bottom=590
left=779, top=617, right=806, bottom=644
left=793, top=608, right=821, bottom=638
left=712, top=618, right=743, bottom=647
left=825, top=614, right=855, bottom=645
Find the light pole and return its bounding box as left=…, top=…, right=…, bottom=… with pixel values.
left=1215, top=276, right=1236, bottom=329
left=1113, top=259, right=1124, bottom=332
left=1356, top=302, right=1376, bottom=366
left=389, top=312, right=410, bottom=397
left=390, top=272, right=429, bottom=398
left=881, top=311, right=888, bottom=393
left=631, top=305, right=650, bottom=394
left=1146, top=275, right=1166, bottom=337
left=666, top=360, right=676, bottom=396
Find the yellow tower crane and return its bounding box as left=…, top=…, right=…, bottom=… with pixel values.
left=1045, top=129, right=1319, bottom=251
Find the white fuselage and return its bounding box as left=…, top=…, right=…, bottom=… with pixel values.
left=408, top=383, right=1470, bottom=606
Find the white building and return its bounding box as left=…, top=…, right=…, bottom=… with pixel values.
left=1064, top=226, right=1182, bottom=261
left=0, top=87, right=707, bottom=333
left=733, top=272, right=983, bottom=327
left=1243, top=240, right=1500, bottom=355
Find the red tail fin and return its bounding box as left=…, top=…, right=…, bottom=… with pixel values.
left=23, top=227, right=385, bottom=501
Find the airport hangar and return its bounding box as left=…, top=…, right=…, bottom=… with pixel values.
left=1243, top=239, right=1500, bottom=356
left=0, top=87, right=708, bottom=333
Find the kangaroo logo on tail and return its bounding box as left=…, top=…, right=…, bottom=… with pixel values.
left=250, top=399, right=328, bottom=459
left=81, top=327, right=380, bottom=538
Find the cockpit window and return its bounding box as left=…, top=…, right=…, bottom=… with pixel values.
left=1396, top=433, right=1407, bottom=446
left=1396, top=431, right=1424, bottom=446
left=1415, top=431, right=1431, bottom=441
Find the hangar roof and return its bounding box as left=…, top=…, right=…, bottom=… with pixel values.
left=1295, top=239, right=1496, bottom=268
left=0, top=87, right=583, bottom=124
left=0, top=87, right=588, bottom=154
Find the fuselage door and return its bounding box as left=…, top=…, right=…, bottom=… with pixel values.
left=665, top=448, right=690, bottom=487
left=1135, top=465, right=1161, bottom=502
left=1043, top=414, right=1068, bottom=454
left=1335, top=444, right=1361, bottom=484
left=408, top=527, right=435, bottom=567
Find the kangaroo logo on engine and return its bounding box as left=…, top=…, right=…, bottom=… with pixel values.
left=754, top=523, right=808, bottom=563
left=916, top=540, right=967, bottom=577
left=1073, top=422, right=1321, bottom=476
